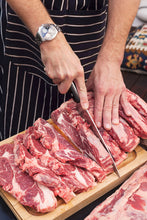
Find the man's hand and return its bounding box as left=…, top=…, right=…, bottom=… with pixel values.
left=40, top=32, right=89, bottom=110
left=86, top=55, right=131, bottom=130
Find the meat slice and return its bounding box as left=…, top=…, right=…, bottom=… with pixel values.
left=76, top=123, right=113, bottom=173
left=34, top=118, right=106, bottom=182
left=51, top=103, right=114, bottom=173
left=99, top=127, right=127, bottom=165
left=118, top=89, right=147, bottom=139
left=119, top=103, right=147, bottom=139
left=0, top=143, right=57, bottom=213
left=40, top=151, right=97, bottom=192
left=85, top=163, right=147, bottom=220
left=51, top=100, right=85, bottom=149
left=79, top=92, right=140, bottom=152
left=15, top=132, right=96, bottom=197
left=14, top=137, right=75, bottom=203
left=85, top=89, right=147, bottom=140
left=52, top=149, right=106, bottom=182
left=108, top=117, right=140, bottom=152
left=126, top=89, right=147, bottom=118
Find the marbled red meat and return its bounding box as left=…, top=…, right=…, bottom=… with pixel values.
left=76, top=123, right=113, bottom=173
left=99, top=127, right=127, bottom=164
left=79, top=91, right=140, bottom=152
left=14, top=136, right=76, bottom=202
left=126, top=89, right=147, bottom=118
left=14, top=134, right=97, bottom=201
left=85, top=163, right=147, bottom=220
left=119, top=103, right=147, bottom=139
left=33, top=118, right=106, bottom=182
left=0, top=143, right=57, bottom=213
left=108, top=117, right=140, bottom=152
left=51, top=101, right=114, bottom=173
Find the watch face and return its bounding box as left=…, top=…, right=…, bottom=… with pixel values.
left=40, top=24, right=58, bottom=41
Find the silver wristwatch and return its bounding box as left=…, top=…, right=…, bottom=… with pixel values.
left=35, top=23, right=61, bottom=46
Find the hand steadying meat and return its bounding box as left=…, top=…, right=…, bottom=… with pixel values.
left=86, top=56, right=130, bottom=130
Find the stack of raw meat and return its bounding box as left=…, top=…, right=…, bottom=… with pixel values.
left=85, top=162, right=147, bottom=220
left=51, top=89, right=147, bottom=169
left=0, top=118, right=106, bottom=212
left=0, top=89, right=146, bottom=213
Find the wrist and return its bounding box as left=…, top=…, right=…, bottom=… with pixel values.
left=35, top=23, right=62, bottom=46
left=39, top=31, right=65, bottom=50
left=99, top=42, right=125, bottom=65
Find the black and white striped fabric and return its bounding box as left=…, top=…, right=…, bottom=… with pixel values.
left=0, top=0, right=108, bottom=140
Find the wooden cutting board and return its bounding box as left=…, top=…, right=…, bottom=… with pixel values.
left=0, top=126, right=147, bottom=220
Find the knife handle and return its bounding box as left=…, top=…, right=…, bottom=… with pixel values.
left=70, top=82, right=80, bottom=103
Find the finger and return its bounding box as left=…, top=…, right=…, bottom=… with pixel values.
left=44, top=67, right=56, bottom=80
left=52, top=78, right=62, bottom=85
left=44, top=67, right=47, bottom=73
left=75, top=77, right=89, bottom=110
left=120, top=90, right=131, bottom=116
left=94, top=92, right=105, bottom=128
left=112, top=94, right=120, bottom=125
left=58, top=78, right=72, bottom=94
left=86, top=71, right=94, bottom=91
left=103, top=95, right=113, bottom=130
left=44, top=65, right=65, bottom=83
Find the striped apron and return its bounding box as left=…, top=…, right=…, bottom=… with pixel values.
left=0, top=0, right=108, bottom=140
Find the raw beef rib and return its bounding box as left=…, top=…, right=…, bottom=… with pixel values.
left=119, top=103, right=147, bottom=139
left=107, top=117, right=140, bottom=152
left=33, top=118, right=106, bottom=182
left=79, top=91, right=140, bottom=152
left=85, top=163, right=147, bottom=220
left=14, top=135, right=76, bottom=203
left=0, top=143, right=57, bottom=213
left=126, top=89, right=147, bottom=118
left=14, top=132, right=97, bottom=200
left=51, top=102, right=114, bottom=173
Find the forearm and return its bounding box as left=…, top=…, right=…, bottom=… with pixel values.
left=100, top=0, right=140, bottom=64
left=7, top=0, right=54, bottom=36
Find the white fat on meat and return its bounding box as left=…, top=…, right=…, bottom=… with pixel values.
left=85, top=163, right=147, bottom=220
left=74, top=168, right=90, bottom=187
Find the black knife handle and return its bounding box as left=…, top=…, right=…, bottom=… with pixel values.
left=70, top=82, right=80, bottom=103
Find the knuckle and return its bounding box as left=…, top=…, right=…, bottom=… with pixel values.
left=94, top=105, right=102, bottom=113
left=107, top=87, right=115, bottom=96
left=77, top=66, right=84, bottom=76
left=57, top=72, right=65, bottom=81
left=78, top=86, right=86, bottom=93
left=104, top=104, right=112, bottom=111
left=113, top=103, right=119, bottom=109
left=97, top=86, right=105, bottom=95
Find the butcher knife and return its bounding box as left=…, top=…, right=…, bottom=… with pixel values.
left=70, top=82, right=120, bottom=178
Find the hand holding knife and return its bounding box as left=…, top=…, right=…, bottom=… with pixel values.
left=70, top=82, right=120, bottom=178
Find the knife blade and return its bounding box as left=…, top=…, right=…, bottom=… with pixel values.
left=70, top=82, right=120, bottom=178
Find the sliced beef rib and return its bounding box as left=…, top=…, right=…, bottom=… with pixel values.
left=0, top=143, right=57, bottom=213
left=14, top=135, right=76, bottom=203
left=108, top=117, right=140, bottom=152
left=126, top=89, right=147, bottom=118
left=34, top=118, right=106, bottom=182
left=14, top=132, right=96, bottom=199
left=79, top=91, right=140, bottom=152
left=85, top=163, right=147, bottom=220
left=51, top=102, right=115, bottom=173
left=119, top=103, right=147, bottom=139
